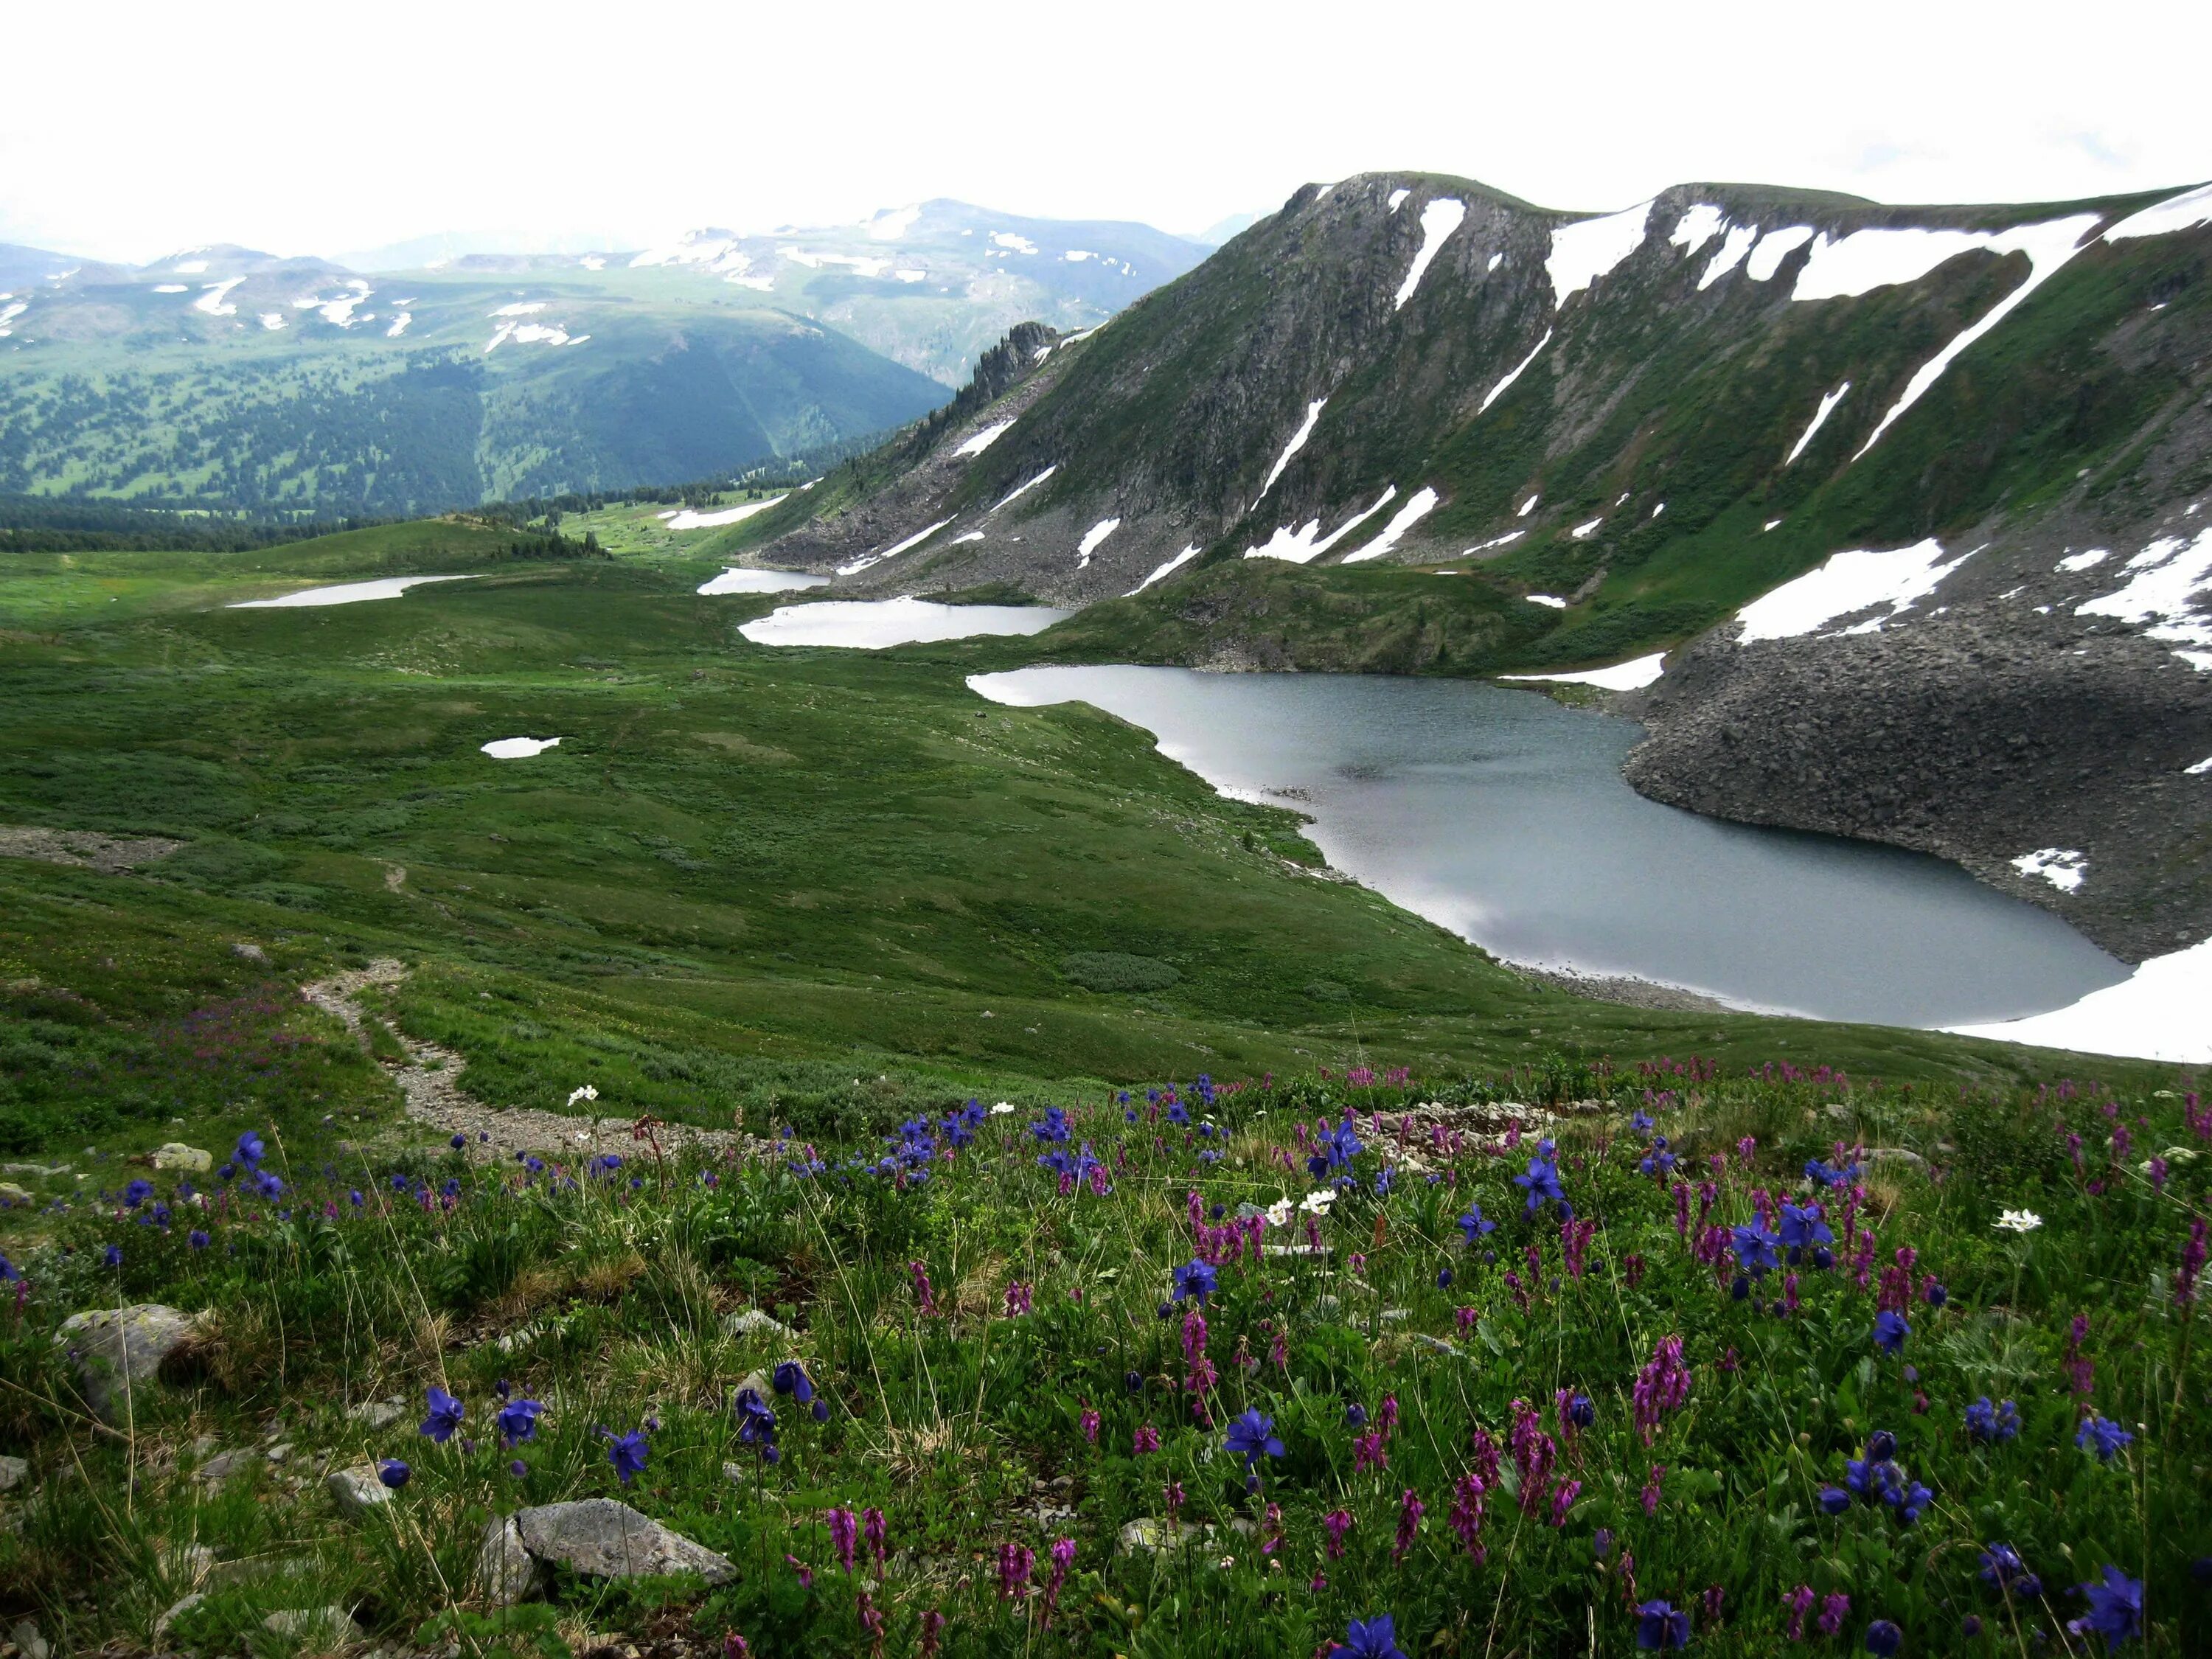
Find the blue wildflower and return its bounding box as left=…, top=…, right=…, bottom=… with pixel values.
left=1873, top=1310, right=1910, bottom=1354
left=1635, top=1600, right=1691, bottom=1650
left=235, top=1132, right=265, bottom=1168
left=1225, top=1408, right=1284, bottom=1488
left=1513, top=1152, right=1565, bottom=1217
left=1864, top=1620, right=1902, bottom=1656
left=377, top=1458, right=411, bottom=1489
left=122, top=1180, right=153, bottom=1208
left=103, top=1244, right=122, bottom=1268
left=601, top=1425, right=650, bottom=1486
left=188, top=1230, right=209, bottom=1250
left=420, top=1385, right=465, bottom=1443
left=1965, top=1397, right=2020, bottom=1443
left=2076, top=1414, right=2132, bottom=1464
left=2069, top=1565, right=2144, bottom=1651
left=495, top=1397, right=544, bottom=1447
left=773, top=1362, right=815, bottom=1405
left=1819, top=1485, right=1851, bottom=1515
left=1980, top=1543, right=2042, bottom=1600
left=1334, top=1614, right=1409, bottom=1659
left=1173, top=1259, right=1218, bottom=1304
left=1731, top=1222, right=1781, bottom=1277
left=1456, top=1206, right=1497, bottom=1245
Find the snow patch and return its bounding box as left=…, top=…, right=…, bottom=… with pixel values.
left=1745, top=226, right=1815, bottom=282
left=170, top=260, right=209, bottom=275
left=1851, top=215, right=2098, bottom=459
left=990, top=232, right=1040, bottom=254
left=1947, top=934, right=2212, bottom=1063
left=1519, top=494, right=1540, bottom=516
left=1500, top=652, right=1667, bottom=691
left=1340, top=486, right=1440, bottom=563
left=1570, top=517, right=1603, bottom=540
left=481, top=737, right=562, bottom=759
left=835, top=518, right=955, bottom=577
left=664, top=496, right=787, bottom=531
left=2076, top=526, right=2212, bottom=664
left=0, top=300, right=29, bottom=335
left=231, top=575, right=477, bottom=609
left=2057, top=549, right=2110, bottom=572
left=1394, top=199, right=1466, bottom=310
left=1076, top=518, right=1121, bottom=567
left=1129, top=545, right=1201, bottom=595
left=1698, top=223, right=1759, bottom=288
left=1784, top=382, right=1851, bottom=465
left=490, top=300, right=547, bottom=316
left=1668, top=204, right=1725, bottom=257
left=1735, top=538, right=1970, bottom=643
left=1245, top=488, right=1399, bottom=563
left=1479, top=330, right=1551, bottom=414
left=385, top=312, right=411, bottom=337
left=989, top=468, right=1057, bottom=514
left=953, top=420, right=1016, bottom=459
left=1387, top=188, right=1411, bottom=212
left=865, top=204, right=923, bottom=241
left=259, top=312, right=286, bottom=330
left=1526, top=594, right=1568, bottom=608
left=2188, top=754, right=2212, bottom=776
left=1764, top=518, right=1784, bottom=532
left=151, top=283, right=187, bottom=293
left=192, top=277, right=245, bottom=316
left=1545, top=200, right=1653, bottom=308
left=951, top=532, right=986, bottom=545
left=2103, top=181, right=2212, bottom=243
left=1256, top=397, right=1326, bottom=502
left=1064, top=249, right=1094, bottom=262
left=1467, top=530, right=1525, bottom=553
left=2012, top=847, right=2087, bottom=893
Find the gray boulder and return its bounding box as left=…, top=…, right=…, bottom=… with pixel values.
left=57, top=1304, right=197, bottom=1421
left=326, top=1464, right=392, bottom=1519
left=0, top=1454, right=27, bottom=1492
left=478, top=1515, right=538, bottom=1604
left=512, top=1499, right=734, bottom=1582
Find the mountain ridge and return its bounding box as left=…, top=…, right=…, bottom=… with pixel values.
left=737, top=169, right=2212, bottom=968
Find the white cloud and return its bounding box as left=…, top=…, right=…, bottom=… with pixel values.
left=1, top=1, right=2208, bottom=262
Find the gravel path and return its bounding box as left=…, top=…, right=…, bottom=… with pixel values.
left=302, top=960, right=779, bottom=1166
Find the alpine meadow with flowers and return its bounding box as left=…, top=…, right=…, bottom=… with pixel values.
left=1, top=1061, right=2207, bottom=1658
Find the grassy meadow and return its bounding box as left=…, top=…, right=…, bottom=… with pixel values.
left=0, top=533, right=2201, bottom=1655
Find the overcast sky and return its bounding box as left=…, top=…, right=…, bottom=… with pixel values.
left=7, top=0, right=2209, bottom=264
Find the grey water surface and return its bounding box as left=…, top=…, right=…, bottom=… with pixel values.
left=970, top=665, right=2129, bottom=1028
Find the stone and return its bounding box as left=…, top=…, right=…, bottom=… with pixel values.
left=266, top=1442, right=294, bottom=1464
left=11, top=1619, right=50, bottom=1659
left=723, top=1307, right=794, bottom=1340
left=262, top=1608, right=364, bottom=1646
left=327, top=1464, right=393, bottom=1519
left=0, top=1455, right=27, bottom=1491
left=1412, top=1334, right=1467, bottom=1358
left=733, top=1368, right=773, bottom=1405
left=57, top=1304, right=198, bottom=1422
left=1116, top=1517, right=1208, bottom=1554
left=152, top=1143, right=213, bottom=1173
left=0, top=1183, right=32, bottom=1205
left=153, top=1595, right=203, bottom=1642
left=197, top=1449, right=251, bottom=1484
left=1865, top=1147, right=1930, bottom=1170
left=477, top=1514, right=537, bottom=1605
left=347, top=1397, right=406, bottom=1429
left=512, top=1499, right=734, bottom=1583
left=232, top=942, right=269, bottom=962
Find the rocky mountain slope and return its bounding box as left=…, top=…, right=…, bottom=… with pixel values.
left=738, top=172, right=2212, bottom=964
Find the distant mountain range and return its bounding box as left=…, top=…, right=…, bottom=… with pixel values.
left=737, top=172, right=2212, bottom=967
left=0, top=203, right=1209, bottom=515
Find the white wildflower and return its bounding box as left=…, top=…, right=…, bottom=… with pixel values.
left=990, top=1102, right=1016, bottom=1116
left=1265, top=1198, right=1293, bottom=1228
left=1300, top=1189, right=1335, bottom=1216
left=1994, top=1208, right=2043, bottom=1234
left=566, top=1084, right=599, bottom=1108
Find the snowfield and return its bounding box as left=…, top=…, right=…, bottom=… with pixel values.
left=664, top=496, right=787, bottom=532
left=1947, top=934, right=2212, bottom=1063
left=2075, top=525, right=2212, bottom=667
left=2012, top=848, right=2088, bottom=893
left=1341, top=487, right=1439, bottom=563
left=1076, top=518, right=1121, bottom=567
left=1257, top=398, right=1326, bottom=501
left=1546, top=201, right=1653, bottom=307
left=1245, top=488, right=1399, bottom=563
left=1128, top=545, right=1201, bottom=596
left=2104, top=181, right=2212, bottom=243
left=1394, top=199, right=1466, bottom=310
left=835, top=518, right=954, bottom=577
left=1480, top=330, right=1552, bottom=414
left=1499, top=652, right=1668, bottom=692
left=1785, top=382, right=1851, bottom=465
left=1734, top=539, right=1971, bottom=643
left=952, top=420, right=1016, bottom=459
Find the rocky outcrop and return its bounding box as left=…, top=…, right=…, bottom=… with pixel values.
left=58, top=1304, right=198, bottom=1422
left=510, top=1500, right=734, bottom=1584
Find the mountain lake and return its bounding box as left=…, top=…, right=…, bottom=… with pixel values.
left=970, top=664, right=2131, bottom=1029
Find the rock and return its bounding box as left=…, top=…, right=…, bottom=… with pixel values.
left=347, top=1398, right=406, bottom=1429
left=0, top=1455, right=27, bottom=1491
left=262, top=1608, right=364, bottom=1646
left=1412, top=1334, right=1466, bottom=1357
left=1117, top=1517, right=1208, bottom=1554
left=266, top=1442, right=294, bottom=1464
left=1865, top=1147, right=1929, bottom=1169
left=513, top=1499, right=734, bottom=1583
left=232, top=942, right=268, bottom=962
left=724, top=1308, right=794, bottom=1340
left=477, top=1514, right=537, bottom=1605
left=0, top=1183, right=32, bottom=1205
left=733, top=1368, right=773, bottom=1405
left=327, top=1464, right=392, bottom=1519
left=1263, top=1243, right=1330, bottom=1258
left=1380, top=1308, right=1410, bottom=1323
left=152, top=1143, right=213, bottom=1173
left=11, top=1618, right=51, bottom=1659
left=153, top=1595, right=203, bottom=1641
left=197, top=1448, right=251, bottom=1484
left=57, top=1304, right=198, bottom=1422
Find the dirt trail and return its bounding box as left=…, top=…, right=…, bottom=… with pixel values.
left=301, top=959, right=773, bottom=1166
